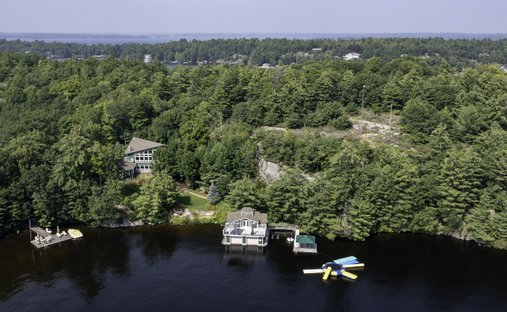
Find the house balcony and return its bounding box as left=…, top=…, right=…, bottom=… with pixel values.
left=223, top=224, right=267, bottom=237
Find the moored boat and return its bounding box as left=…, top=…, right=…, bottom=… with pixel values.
left=68, top=229, right=83, bottom=239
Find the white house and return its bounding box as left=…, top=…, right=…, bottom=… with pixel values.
left=343, top=52, right=361, bottom=60
left=222, top=207, right=269, bottom=247
left=124, top=137, right=165, bottom=177
left=144, top=54, right=153, bottom=64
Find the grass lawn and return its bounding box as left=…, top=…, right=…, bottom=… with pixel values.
left=176, top=192, right=209, bottom=210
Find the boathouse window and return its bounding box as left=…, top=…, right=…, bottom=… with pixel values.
left=242, top=237, right=247, bottom=244
left=225, top=236, right=230, bottom=243
left=258, top=237, right=263, bottom=245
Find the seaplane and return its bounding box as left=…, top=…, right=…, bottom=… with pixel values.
left=302, top=256, right=365, bottom=281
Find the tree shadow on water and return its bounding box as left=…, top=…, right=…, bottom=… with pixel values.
left=0, top=228, right=131, bottom=301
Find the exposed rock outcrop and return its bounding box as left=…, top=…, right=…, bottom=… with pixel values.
left=259, top=158, right=282, bottom=184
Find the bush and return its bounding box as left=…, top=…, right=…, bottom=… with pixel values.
left=329, top=115, right=352, bottom=130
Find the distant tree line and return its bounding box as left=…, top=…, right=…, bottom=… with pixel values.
left=1, top=37, right=507, bottom=68
left=0, top=49, right=506, bottom=249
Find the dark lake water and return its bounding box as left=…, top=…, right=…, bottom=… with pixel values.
left=1, top=225, right=507, bottom=312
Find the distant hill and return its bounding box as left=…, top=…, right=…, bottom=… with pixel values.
left=1, top=35, right=507, bottom=68
left=1, top=32, right=507, bottom=44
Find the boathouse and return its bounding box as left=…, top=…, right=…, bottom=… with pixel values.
left=222, top=207, right=269, bottom=247
left=293, top=231, right=317, bottom=253
left=124, top=137, right=165, bottom=177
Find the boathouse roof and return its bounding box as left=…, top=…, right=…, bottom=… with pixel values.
left=295, top=235, right=316, bottom=244
left=125, top=137, right=165, bottom=155
left=226, top=207, right=268, bottom=224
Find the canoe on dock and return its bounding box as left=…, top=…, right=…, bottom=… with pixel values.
left=68, top=229, right=83, bottom=239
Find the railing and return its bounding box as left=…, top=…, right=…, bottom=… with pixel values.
left=269, top=224, right=298, bottom=231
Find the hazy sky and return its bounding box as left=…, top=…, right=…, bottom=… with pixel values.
left=1, top=0, right=506, bottom=34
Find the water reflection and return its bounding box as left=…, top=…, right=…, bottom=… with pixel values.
left=223, top=245, right=266, bottom=270
left=132, top=225, right=178, bottom=266
left=0, top=228, right=131, bottom=300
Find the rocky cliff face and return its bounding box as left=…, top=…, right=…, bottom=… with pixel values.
left=258, top=158, right=282, bottom=184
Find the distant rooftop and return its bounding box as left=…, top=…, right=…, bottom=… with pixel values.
left=125, top=137, right=165, bottom=154
left=227, top=207, right=268, bottom=224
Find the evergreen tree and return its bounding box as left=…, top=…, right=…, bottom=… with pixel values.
left=132, top=174, right=178, bottom=224
left=225, top=177, right=265, bottom=210
left=266, top=171, right=307, bottom=224
left=207, top=181, right=221, bottom=205
left=437, top=148, right=482, bottom=233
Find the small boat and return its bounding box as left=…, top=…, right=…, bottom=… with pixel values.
left=68, top=229, right=83, bottom=239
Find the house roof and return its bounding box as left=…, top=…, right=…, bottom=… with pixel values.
left=125, top=137, right=165, bottom=155
left=227, top=207, right=268, bottom=224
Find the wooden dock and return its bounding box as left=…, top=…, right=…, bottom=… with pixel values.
left=30, top=226, right=74, bottom=248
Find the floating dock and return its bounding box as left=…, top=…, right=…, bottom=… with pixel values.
left=30, top=226, right=79, bottom=248
left=303, top=255, right=364, bottom=281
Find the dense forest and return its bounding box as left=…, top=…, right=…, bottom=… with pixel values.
left=1, top=37, right=507, bottom=68
left=0, top=43, right=506, bottom=248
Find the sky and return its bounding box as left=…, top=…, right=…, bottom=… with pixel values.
left=1, top=0, right=506, bottom=34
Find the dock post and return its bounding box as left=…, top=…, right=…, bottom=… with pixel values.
left=29, top=219, right=32, bottom=241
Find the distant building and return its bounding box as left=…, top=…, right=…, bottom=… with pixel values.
left=124, top=137, right=165, bottom=177
left=501, top=65, right=507, bottom=73
left=222, top=207, right=269, bottom=247
left=311, top=47, right=322, bottom=52
left=144, top=54, right=153, bottom=64
left=260, top=63, right=272, bottom=69
left=343, top=52, right=361, bottom=60
left=92, top=54, right=107, bottom=60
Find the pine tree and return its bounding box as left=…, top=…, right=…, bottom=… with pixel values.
left=438, top=148, right=482, bottom=232
left=347, top=196, right=375, bottom=241
left=207, top=181, right=221, bottom=205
